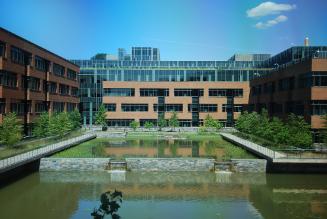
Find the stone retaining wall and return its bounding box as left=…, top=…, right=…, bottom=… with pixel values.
left=126, top=158, right=215, bottom=171
left=39, top=158, right=266, bottom=172
left=215, top=159, right=267, bottom=173
left=39, top=158, right=110, bottom=171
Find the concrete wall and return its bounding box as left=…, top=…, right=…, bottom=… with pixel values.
left=215, top=159, right=267, bottom=173
left=39, top=158, right=110, bottom=171
left=126, top=158, right=215, bottom=171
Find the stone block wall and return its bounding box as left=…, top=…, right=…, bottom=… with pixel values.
left=39, top=158, right=110, bottom=171
left=215, top=159, right=267, bottom=173
left=126, top=158, right=215, bottom=171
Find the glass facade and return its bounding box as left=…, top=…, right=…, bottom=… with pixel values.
left=71, top=47, right=280, bottom=124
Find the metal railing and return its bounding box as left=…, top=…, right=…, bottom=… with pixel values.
left=0, top=133, right=96, bottom=171
left=220, top=133, right=284, bottom=159
left=274, top=148, right=327, bottom=159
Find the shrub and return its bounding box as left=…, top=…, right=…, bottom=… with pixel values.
left=204, top=114, right=222, bottom=131
left=157, top=114, right=167, bottom=131
left=144, top=121, right=154, bottom=129
left=130, top=121, right=139, bottom=131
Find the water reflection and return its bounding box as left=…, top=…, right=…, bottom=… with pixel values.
left=103, top=138, right=249, bottom=160
left=0, top=172, right=326, bottom=219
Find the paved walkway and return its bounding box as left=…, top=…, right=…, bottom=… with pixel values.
left=0, top=133, right=96, bottom=173
left=220, top=133, right=285, bottom=160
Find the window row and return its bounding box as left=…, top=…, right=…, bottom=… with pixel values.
left=79, top=68, right=270, bottom=82
left=103, top=88, right=243, bottom=97
left=0, top=101, right=77, bottom=115
left=252, top=72, right=327, bottom=96
left=101, top=103, right=243, bottom=113
left=0, top=43, right=77, bottom=79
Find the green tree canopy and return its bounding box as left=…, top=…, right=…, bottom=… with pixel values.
left=168, top=111, right=179, bottom=130
left=157, top=114, right=167, bottom=131
left=204, top=114, right=222, bottom=131
left=130, top=121, right=139, bottom=131
left=0, top=113, right=23, bottom=146
left=33, top=112, right=50, bottom=137
left=48, top=112, right=73, bottom=138
left=95, top=104, right=107, bottom=126
left=144, top=121, right=154, bottom=129
left=68, top=109, right=81, bottom=129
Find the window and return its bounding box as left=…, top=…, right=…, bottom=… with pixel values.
left=22, top=76, right=40, bottom=91
left=35, top=102, right=47, bottom=113
left=140, top=88, right=169, bottom=96
left=209, top=89, right=243, bottom=97
left=108, top=119, right=134, bottom=127
left=121, top=104, right=148, bottom=112
left=53, top=102, right=64, bottom=112
left=222, top=104, right=243, bottom=112
left=67, top=103, right=76, bottom=112
left=103, top=88, right=135, bottom=96
left=48, top=82, right=57, bottom=94
left=67, top=69, right=77, bottom=80
left=10, top=46, right=25, bottom=65
left=0, top=99, right=5, bottom=114
left=0, top=41, right=5, bottom=57
left=0, top=71, right=17, bottom=88
left=53, top=63, right=65, bottom=77
left=154, top=104, right=183, bottom=112
left=311, top=100, right=327, bottom=115
left=35, top=56, right=47, bottom=72
left=188, top=104, right=217, bottom=112
left=11, top=102, right=25, bottom=115
left=174, top=89, right=204, bottom=96
left=71, top=87, right=78, bottom=96
left=104, top=104, right=116, bottom=111
left=59, top=84, right=70, bottom=95
left=312, top=72, right=327, bottom=86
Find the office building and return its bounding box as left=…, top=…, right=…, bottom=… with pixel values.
left=72, top=48, right=270, bottom=127
left=249, top=46, right=327, bottom=141
left=0, top=27, right=79, bottom=135
left=131, top=47, right=160, bottom=61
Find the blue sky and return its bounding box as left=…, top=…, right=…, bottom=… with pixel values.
left=0, top=0, right=326, bottom=60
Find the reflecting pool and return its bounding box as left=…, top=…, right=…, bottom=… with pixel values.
left=0, top=171, right=326, bottom=219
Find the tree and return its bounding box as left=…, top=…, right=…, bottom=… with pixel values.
left=204, top=114, right=222, bottom=131
left=130, top=121, right=139, bottom=131
left=68, top=109, right=81, bottom=129
left=95, top=104, right=107, bottom=127
left=144, top=121, right=154, bottom=129
left=0, top=113, right=23, bottom=146
left=33, top=112, right=50, bottom=137
left=157, top=114, right=167, bottom=131
left=49, top=112, right=72, bottom=138
left=286, top=114, right=312, bottom=147
left=168, top=111, right=179, bottom=131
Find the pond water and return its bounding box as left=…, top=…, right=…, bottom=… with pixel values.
left=0, top=171, right=326, bottom=219
left=96, top=138, right=254, bottom=160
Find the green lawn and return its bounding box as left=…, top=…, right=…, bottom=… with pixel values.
left=52, top=132, right=255, bottom=160
left=0, top=129, right=85, bottom=160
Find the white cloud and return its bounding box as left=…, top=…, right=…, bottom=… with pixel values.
left=247, top=1, right=296, bottom=17
left=255, top=15, right=288, bottom=29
